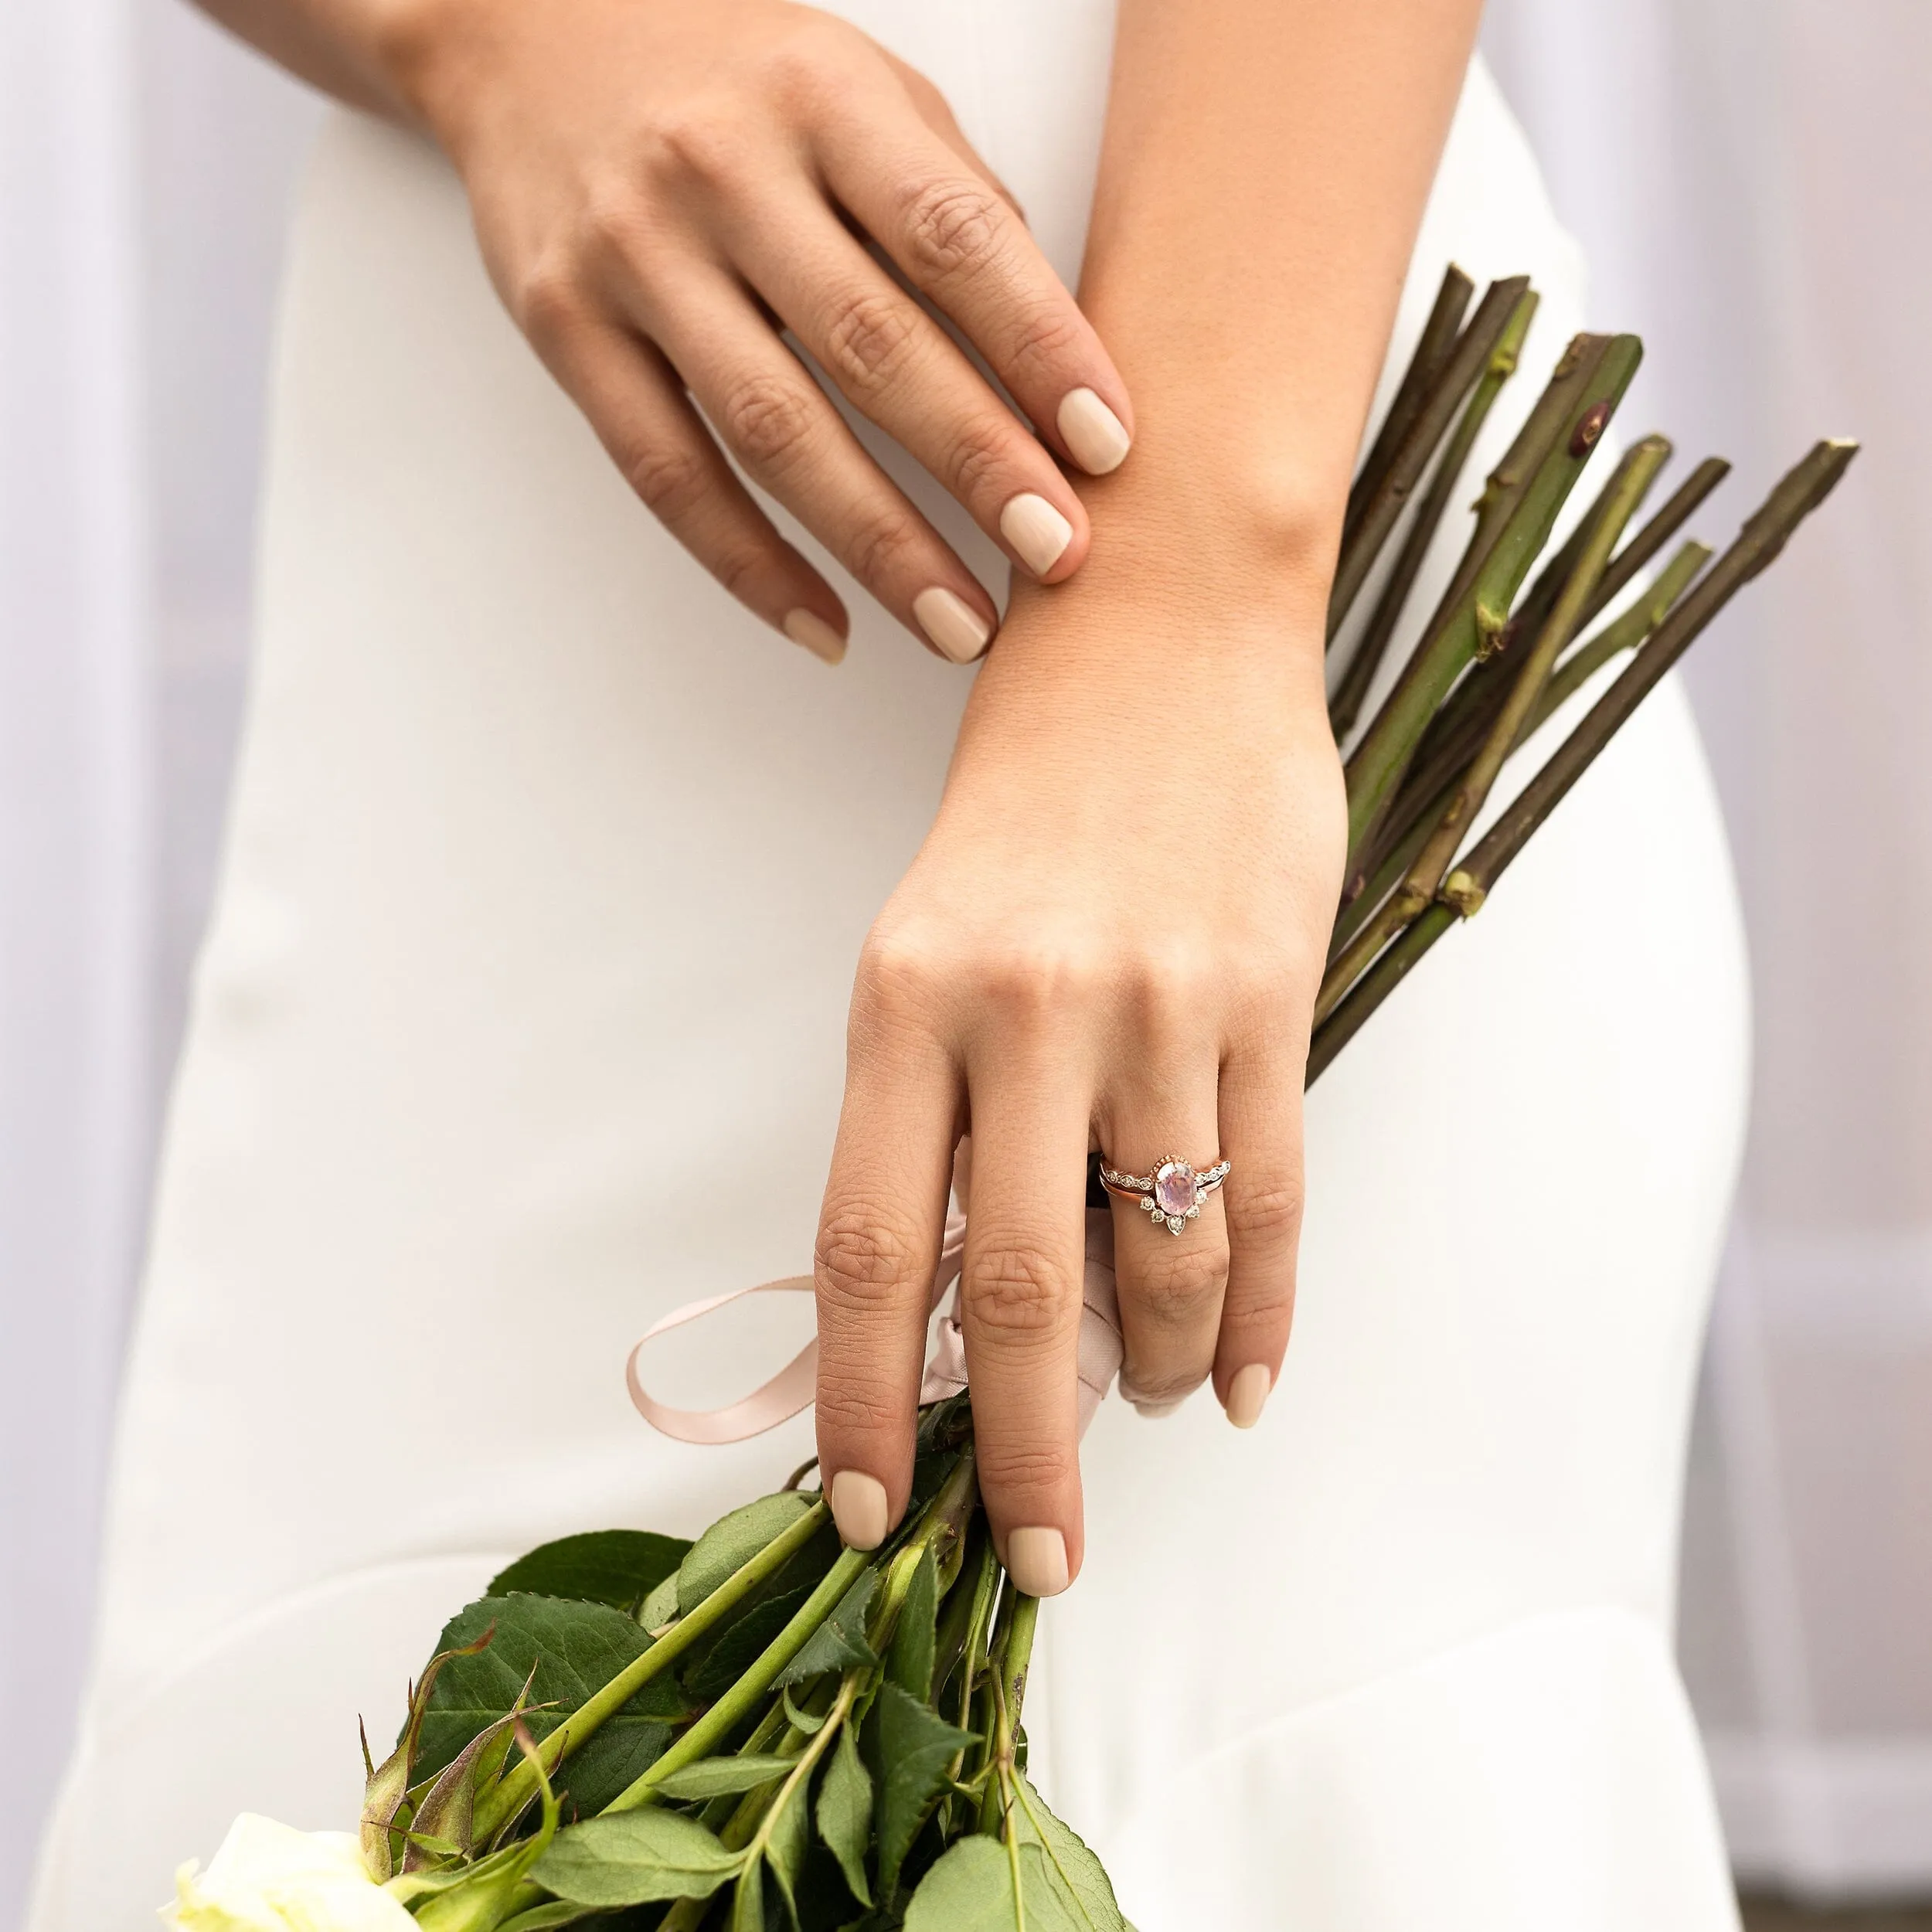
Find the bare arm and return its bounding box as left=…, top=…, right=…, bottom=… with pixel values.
left=814, top=0, right=1485, bottom=1590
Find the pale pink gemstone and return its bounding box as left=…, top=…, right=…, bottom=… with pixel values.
left=1153, top=1162, right=1198, bottom=1218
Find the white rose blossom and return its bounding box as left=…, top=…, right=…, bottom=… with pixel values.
left=163, top=1814, right=417, bottom=1931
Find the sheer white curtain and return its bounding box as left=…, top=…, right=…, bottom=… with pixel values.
left=1485, top=0, right=1932, bottom=1899
left=0, top=5, right=314, bottom=1927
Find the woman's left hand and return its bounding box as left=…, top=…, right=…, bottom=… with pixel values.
left=809, top=568, right=1345, bottom=1594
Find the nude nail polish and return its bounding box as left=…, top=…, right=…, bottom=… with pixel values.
left=913, top=587, right=993, bottom=664
left=998, top=492, right=1073, bottom=577
left=1056, top=387, right=1131, bottom=475
left=1225, top=1362, right=1273, bottom=1430
left=1005, top=1526, right=1070, bottom=1597
left=830, top=1470, right=889, bottom=1550
left=783, top=608, right=846, bottom=664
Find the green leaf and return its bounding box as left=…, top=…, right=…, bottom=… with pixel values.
left=732, top=1859, right=766, bottom=1932
left=414, top=1597, right=689, bottom=1817
left=649, top=1754, right=797, bottom=1801
left=873, top=1683, right=974, bottom=1899
left=532, top=1810, right=746, bottom=1907
left=490, top=1531, right=692, bottom=1615
left=773, top=1570, right=880, bottom=1691
left=766, top=1770, right=811, bottom=1929
left=783, top=1686, right=828, bottom=1734
left=685, top=1586, right=814, bottom=1702
left=901, top=1835, right=1084, bottom=1932
left=679, top=1494, right=815, bottom=1616
left=1007, top=1774, right=1126, bottom=1932
left=816, top=1723, right=872, bottom=1909
left=638, top=1572, right=680, bottom=1634
left=362, top=1625, right=495, bottom=1881
left=887, top=1548, right=939, bottom=1704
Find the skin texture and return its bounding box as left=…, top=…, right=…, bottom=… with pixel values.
left=190, top=0, right=1484, bottom=1589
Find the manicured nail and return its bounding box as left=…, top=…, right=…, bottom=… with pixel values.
left=913, top=587, right=992, bottom=664
left=998, top=492, right=1073, bottom=577
left=829, top=1470, right=889, bottom=1550
left=1005, top=1526, right=1070, bottom=1597
left=1225, top=1363, right=1273, bottom=1430
left=783, top=608, right=846, bottom=665
left=1056, top=388, right=1131, bottom=475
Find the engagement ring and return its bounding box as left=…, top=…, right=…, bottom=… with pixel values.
left=1097, top=1155, right=1232, bottom=1234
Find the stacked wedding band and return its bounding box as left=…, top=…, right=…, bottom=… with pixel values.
left=1098, top=1155, right=1232, bottom=1234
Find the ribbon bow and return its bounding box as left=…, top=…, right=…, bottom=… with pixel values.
left=627, top=1209, right=1128, bottom=1444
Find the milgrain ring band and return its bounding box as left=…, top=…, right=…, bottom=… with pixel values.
left=1097, top=1155, right=1232, bottom=1235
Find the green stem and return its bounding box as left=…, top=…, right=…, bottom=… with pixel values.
left=1342, top=332, right=1642, bottom=865
left=1341, top=263, right=1474, bottom=549
left=1330, top=287, right=1539, bottom=737
left=1308, top=440, right=1856, bottom=1079
left=1328, top=276, right=1532, bottom=642
left=1319, top=432, right=1668, bottom=1021
left=472, top=1499, right=831, bottom=1842
left=605, top=1545, right=871, bottom=1813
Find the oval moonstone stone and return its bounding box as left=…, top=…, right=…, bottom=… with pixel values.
left=1153, top=1162, right=1199, bottom=1218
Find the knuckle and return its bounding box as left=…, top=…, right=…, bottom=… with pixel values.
left=823, top=287, right=923, bottom=393
left=977, top=944, right=1100, bottom=1022
left=945, top=415, right=1010, bottom=505
left=512, top=257, right=586, bottom=345
left=1226, top=1175, right=1305, bottom=1249
left=900, top=176, right=1009, bottom=280
left=977, top=1437, right=1073, bottom=1497
left=845, top=502, right=923, bottom=587
left=641, top=104, right=745, bottom=189
left=1124, top=946, right=1218, bottom=1038
left=709, top=542, right=770, bottom=601
left=1002, top=299, right=1087, bottom=378
left=1134, top=1240, right=1230, bottom=1324
left=814, top=1379, right=906, bottom=1443
left=815, top=1207, right=923, bottom=1312
left=622, top=439, right=711, bottom=525
left=964, top=1244, right=1073, bottom=1341
left=717, top=371, right=819, bottom=475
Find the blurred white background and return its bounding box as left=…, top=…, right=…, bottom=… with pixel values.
left=2, top=2, right=1927, bottom=1926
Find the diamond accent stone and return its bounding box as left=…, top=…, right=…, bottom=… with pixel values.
left=1153, top=1161, right=1199, bottom=1219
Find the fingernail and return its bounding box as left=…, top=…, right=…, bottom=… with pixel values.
left=913, top=587, right=992, bottom=664
left=1005, top=1526, right=1070, bottom=1597
left=1225, top=1362, right=1273, bottom=1430
left=1056, top=388, right=1131, bottom=475
left=829, top=1470, right=889, bottom=1549
left=998, top=492, right=1073, bottom=577
left=783, top=608, right=846, bottom=665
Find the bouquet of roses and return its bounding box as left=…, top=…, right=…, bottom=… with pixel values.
left=165, top=267, right=1852, bottom=1932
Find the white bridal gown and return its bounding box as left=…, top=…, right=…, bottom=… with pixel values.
left=31, top=9, right=1750, bottom=1930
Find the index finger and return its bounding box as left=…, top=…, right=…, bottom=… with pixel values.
left=817, top=122, right=1135, bottom=477
left=814, top=995, right=958, bottom=1551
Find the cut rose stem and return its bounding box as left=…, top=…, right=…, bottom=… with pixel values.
left=1406, top=451, right=1730, bottom=784
left=469, top=1498, right=832, bottom=1842
left=1330, top=287, right=1540, bottom=738
left=1328, top=275, right=1532, bottom=644
left=1341, top=263, right=1474, bottom=549
left=607, top=1450, right=979, bottom=1814
left=1308, top=438, right=1858, bottom=1080
left=1342, top=332, right=1642, bottom=864
left=1316, top=433, right=1672, bottom=1022
left=1334, top=533, right=1712, bottom=962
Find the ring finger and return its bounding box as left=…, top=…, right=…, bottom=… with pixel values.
left=1100, top=1066, right=1230, bottom=1413
left=625, top=263, right=1002, bottom=663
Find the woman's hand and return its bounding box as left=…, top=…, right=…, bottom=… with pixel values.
left=379, top=0, right=1133, bottom=662
left=810, top=565, right=1346, bottom=1592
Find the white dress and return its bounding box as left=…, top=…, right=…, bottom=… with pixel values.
left=29, top=7, right=1750, bottom=1927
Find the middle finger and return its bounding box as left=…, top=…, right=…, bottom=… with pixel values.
left=725, top=192, right=1088, bottom=583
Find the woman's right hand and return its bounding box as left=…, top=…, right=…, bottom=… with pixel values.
left=378, top=0, right=1134, bottom=664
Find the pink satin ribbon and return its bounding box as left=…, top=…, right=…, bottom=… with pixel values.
left=627, top=1208, right=1126, bottom=1444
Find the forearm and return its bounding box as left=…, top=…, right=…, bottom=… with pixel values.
left=1046, top=0, right=1485, bottom=650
